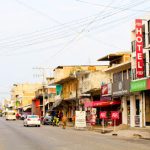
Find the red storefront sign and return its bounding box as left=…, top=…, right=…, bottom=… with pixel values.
left=111, top=111, right=119, bottom=120
left=84, top=100, right=121, bottom=108
left=135, top=19, right=144, bottom=78
left=101, top=83, right=111, bottom=96
left=100, top=111, right=107, bottom=119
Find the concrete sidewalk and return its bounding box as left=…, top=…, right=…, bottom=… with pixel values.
left=66, top=122, right=150, bottom=139
left=91, top=125, right=150, bottom=139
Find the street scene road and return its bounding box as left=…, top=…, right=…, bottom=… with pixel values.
left=0, top=118, right=150, bottom=150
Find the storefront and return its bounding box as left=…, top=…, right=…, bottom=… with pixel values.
left=84, top=83, right=121, bottom=126
left=130, top=79, right=150, bottom=127
left=84, top=100, right=121, bottom=126
left=112, top=79, right=130, bottom=126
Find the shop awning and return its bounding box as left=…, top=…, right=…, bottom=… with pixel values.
left=84, top=100, right=121, bottom=108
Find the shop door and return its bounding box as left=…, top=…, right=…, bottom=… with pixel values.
left=145, top=91, right=150, bottom=126
left=135, top=99, right=140, bottom=127
left=127, top=100, right=130, bottom=125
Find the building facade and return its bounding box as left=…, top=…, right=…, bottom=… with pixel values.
left=130, top=17, right=150, bottom=127
left=98, top=52, right=131, bottom=126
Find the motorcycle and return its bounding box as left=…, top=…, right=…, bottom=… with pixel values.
left=52, top=116, right=59, bottom=126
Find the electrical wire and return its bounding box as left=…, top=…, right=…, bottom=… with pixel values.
left=0, top=0, right=148, bottom=56
left=0, top=0, right=145, bottom=48
left=75, top=0, right=150, bottom=12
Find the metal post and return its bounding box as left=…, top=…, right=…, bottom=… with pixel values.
left=43, top=86, right=45, bottom=117
left=114, top=119, right=116, bottom=133
left=102, top=118, right=105, bottom=133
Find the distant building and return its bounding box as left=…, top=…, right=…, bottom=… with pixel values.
left=11, top=83, right=42, bottom=114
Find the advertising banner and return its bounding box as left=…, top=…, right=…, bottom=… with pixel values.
left=101, top=83, right=112, bottom=96
left=111, top=111, right=119, bottom=120
left=112, top=79, right=130, bottom=96
left=75, top=111, right=86, bottom=128
left=130, top=79, right=146, bottom=92
left=135, top=19, right=144, bottom=78
left=100, top=111, right=107, bottom=119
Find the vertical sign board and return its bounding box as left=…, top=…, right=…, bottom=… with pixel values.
left=100, top=111, right=107, bottom=119
left=135, top=19, right=144, bottom=78
left=111, top=111, right=119, bottom=120
left=111, top=111, right=119, bottom=133
left=75, top=111, right=86, bottom=128
left=100, top=111, right=107, bottom=133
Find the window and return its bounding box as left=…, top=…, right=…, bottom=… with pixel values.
left=123, top=70, right=127, bottom=80
left=118, top=72, right=122, bottom=81
left=128, top=69, right=131, bottom=79
left=113, top=73, right=117, bottom=82
left=142, top=25, right=146, bottom=47
left=148, top=20, right=150, bottom=44
left=113, top=72, right=122, bottom=82
left=131, top=41, right=136, bottom=52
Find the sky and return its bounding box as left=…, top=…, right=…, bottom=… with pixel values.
left=0, top=0, right=150, bottom=101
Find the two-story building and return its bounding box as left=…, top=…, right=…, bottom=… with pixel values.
left=98, top=52, right=131, bottom=126
left=51, top=65, right=108, bottom=121
left=130, top=17, right=150, bottom=127
left=11, top=83, right=41, bottom=114
left=32, top=85, right=56, bottom=117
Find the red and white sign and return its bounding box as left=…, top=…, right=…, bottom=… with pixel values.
left=135, top=19, right=144, bottom=78
left=100, top=111, right=107, bottom=119
left=111, top=111, right=119, bottom=120
left=101, top=83, right=112, bottom=96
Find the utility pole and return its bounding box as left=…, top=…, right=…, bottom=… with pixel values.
left=33, top=67, right=52, bottom=116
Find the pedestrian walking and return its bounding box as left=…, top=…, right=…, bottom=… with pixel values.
left=62, top=115, right=67, bottom=129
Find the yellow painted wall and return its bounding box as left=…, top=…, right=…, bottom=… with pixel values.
left=54, top=65, right=108, bottom=83
left=11, top=83, right=42, bottom=107
left=62, top=79, right=77, bottom=99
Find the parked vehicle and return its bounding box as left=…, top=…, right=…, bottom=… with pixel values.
left=5, top=110, right=16, bottom=120
left=52, top=116, right=59, bottom=126
left=23, top=115, right=41, bottom=127
left=42, top=116, right=53, bottom=125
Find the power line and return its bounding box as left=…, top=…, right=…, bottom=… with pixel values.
left=0, top=1, right=144, bottom=47
left=0, top=0, right=148, bottom=55
left=40, top=0, right=148, bottom=64
left=75, top=0, right=150, bottom=12
left=0, top=0, right=145, bottom=48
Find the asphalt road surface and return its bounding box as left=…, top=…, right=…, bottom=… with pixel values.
left=0, top=117, right=150, bottom=150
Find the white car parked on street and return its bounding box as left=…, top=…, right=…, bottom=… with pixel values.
left=5, top=110, right=16, bottom=120
left=23, top=115, right=41, bottom=127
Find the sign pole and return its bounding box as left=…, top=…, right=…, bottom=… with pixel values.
left=102, top=118, right=105, bottom=133
left=114, top=119, right=116, bottom=133
left=111, top=111, right=119, bottom=136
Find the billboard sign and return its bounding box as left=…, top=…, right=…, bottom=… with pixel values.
left=111, top=111, right=119, bottom=120
left=130, top=79, right=146, bottom=92
left=135, top=19, right=144, bottom=78
left=100, top=111, right=107, bottom=119
left=75, top=111, right=86, bottom=128
left=101, top=83, right=112, bottom=96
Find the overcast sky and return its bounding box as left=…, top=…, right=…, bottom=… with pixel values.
left=0, top=0, right=150, bottom=100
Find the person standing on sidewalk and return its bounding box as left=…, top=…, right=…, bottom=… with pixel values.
left=62, top=114, right=67, bottom=129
